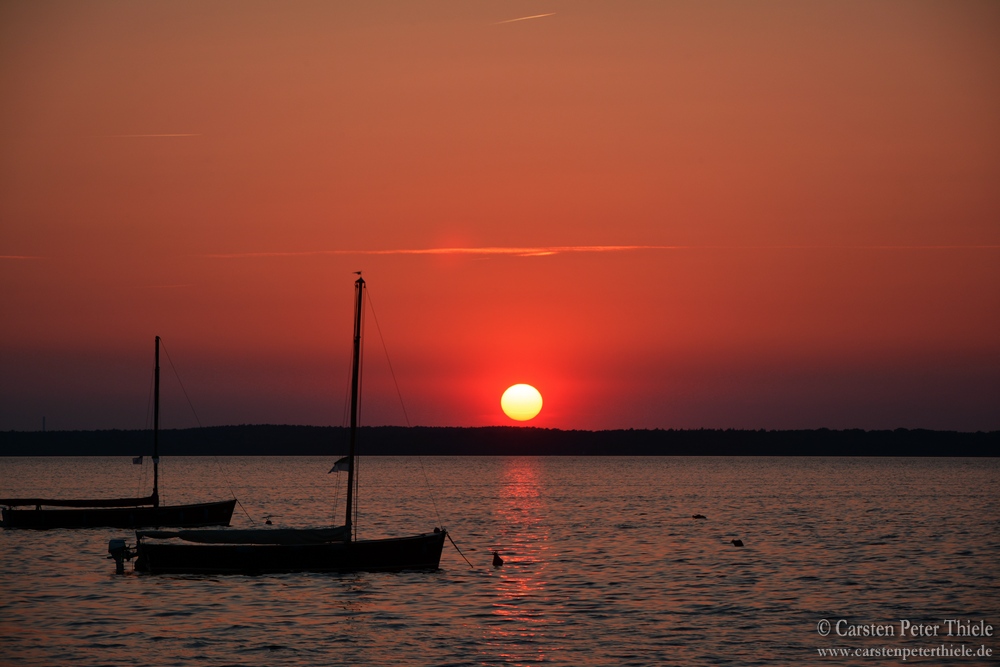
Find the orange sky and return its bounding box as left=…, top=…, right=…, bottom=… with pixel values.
left=2, top=1, right=998, bottom=431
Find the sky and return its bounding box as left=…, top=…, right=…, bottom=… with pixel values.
left=1, top=1, right=998, bottom=432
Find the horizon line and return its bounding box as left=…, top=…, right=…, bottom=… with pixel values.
left=7, top=424, right=996, bottom=434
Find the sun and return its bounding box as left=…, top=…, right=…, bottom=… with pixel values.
left=501, top=384, right=543, bottom=421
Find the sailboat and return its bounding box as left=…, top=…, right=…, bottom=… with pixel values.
left=126, top=276, right=446, bottom=574
left=0, top=338, right=237, bottom=529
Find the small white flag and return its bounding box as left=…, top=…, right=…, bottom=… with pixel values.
left=132, top=456, right=143, bottom=465
left=329, top=456, right=350, bottom=473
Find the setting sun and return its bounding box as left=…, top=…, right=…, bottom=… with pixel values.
left=501, top=384, right=543, bottom=421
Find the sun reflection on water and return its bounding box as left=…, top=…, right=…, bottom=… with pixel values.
left=482, top=457, right=559, bottom=666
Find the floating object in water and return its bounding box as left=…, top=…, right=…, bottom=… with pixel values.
left=692, top=514, right=707, bottom=520
left=731, top=539, right=744, bottom=547
left=492, top=551, right=504, bottom=567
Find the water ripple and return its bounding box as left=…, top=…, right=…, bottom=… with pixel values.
left=0, top=456, right=997, bottom=665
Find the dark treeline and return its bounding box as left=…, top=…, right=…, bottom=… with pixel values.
left=0, top=425, right=996, bottom=456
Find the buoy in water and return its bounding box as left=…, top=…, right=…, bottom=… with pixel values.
left=731, top=539, right=744, bottom=547
left=492, top=551, right=504, bottom=567
left=692, top=514, right=707, bottom=519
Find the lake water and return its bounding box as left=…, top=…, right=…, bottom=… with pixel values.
left=1, top=456, right=997, bottom=666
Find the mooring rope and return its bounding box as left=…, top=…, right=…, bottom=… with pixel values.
left=447, top=531, right=474, bottom=569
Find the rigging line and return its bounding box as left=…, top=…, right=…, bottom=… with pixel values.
left=332, top=471, right=341, bottom=523
left=139, top=366, right=155, bottom=497
left=337, top=325, right=353, bottom=518
left=144, top=366, right=155, bottom=429
left=136, top=452, right=149, bottom=499
left=365, top=290, right=410, bottom=425
left=339, top=336, right=353, bottom=529
left=341, top=319, right=354, bottom=428
left=366, top=289, right=443, bottom=527
left=416, top=451, right=443, bottom=527
left=341, top=366, right=352, bottom=428
left=159, top=339, right=254, bottom=524
left=336, top=287, right=355, bottom=521
left=336, top=303, right=353, bottom=523
left=159, top=340, right=202, bottom=428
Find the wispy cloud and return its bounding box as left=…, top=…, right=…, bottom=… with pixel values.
left=103, top=134, right=201, bottom=138
left=203, top=244, right=1000, bottom=260
left=720, top=245, right=1000, bottom=250
left=139, top=284, right=196, bottom=289
left=204, top=245, right=680, bottom=259
left=495, top=12, right=555, bottom=25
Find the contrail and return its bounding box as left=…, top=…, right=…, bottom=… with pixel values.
left=0, top=255, right=42, bottom=260
left=495, top=12, right=555, bottom=25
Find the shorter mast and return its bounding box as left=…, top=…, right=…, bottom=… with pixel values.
left=344, top=276, right=365, bottom=539
left=152, top=336, right=160, bottom=507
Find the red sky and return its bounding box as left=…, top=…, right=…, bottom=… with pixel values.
left=2, top=1, right=998, bottom=431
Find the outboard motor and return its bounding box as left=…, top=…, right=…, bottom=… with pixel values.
left=107, top=538, right=136, bottom=574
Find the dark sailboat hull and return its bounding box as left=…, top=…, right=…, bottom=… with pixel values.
left=134, top=529, right=447, bottom=574
left=1, top=499, right=237, bottom=529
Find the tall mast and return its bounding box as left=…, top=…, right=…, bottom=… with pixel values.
left=344, top=275, right=365, bottom=538
left=153, top=336, right=160, bottom=507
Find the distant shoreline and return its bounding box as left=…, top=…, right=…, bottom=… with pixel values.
left=1, top=425, right=996, bottom=456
